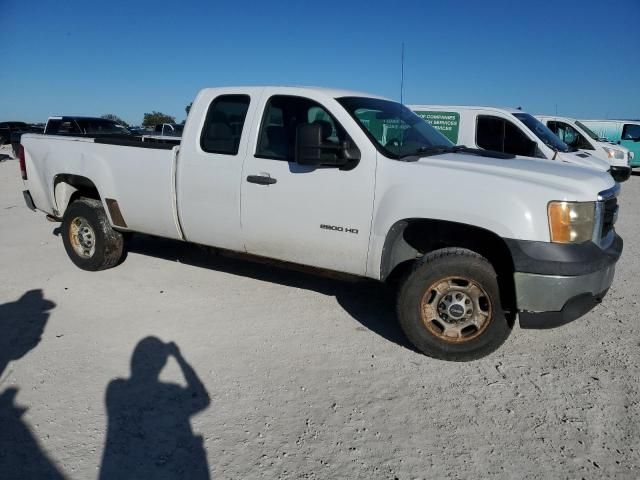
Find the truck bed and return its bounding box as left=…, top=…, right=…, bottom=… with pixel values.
left=22, top=134, right=183, bottom=240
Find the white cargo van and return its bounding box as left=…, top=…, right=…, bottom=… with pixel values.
left=410, top=106, right=630, bottom=182
left=536, top=115, right=632, bottom=169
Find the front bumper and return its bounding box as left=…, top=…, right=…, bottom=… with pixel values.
left=506, top=235, right=623, bottom=328
left=609, top=166, right=631, bottom=183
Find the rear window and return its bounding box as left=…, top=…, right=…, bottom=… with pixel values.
left=200, top=94, right=250, bottom=155
left=76, top=119, right=130, bottom=135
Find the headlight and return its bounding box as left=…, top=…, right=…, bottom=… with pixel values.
left=630, top=151, right=635, bottom=161
left=548, top=201, right=596, bottom=243
left=602, top=146, right=625, bottom=160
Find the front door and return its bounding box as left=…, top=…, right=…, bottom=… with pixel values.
left=620, top=123, right=640, bottom=164
left=240, top=93, right=376, bottom=275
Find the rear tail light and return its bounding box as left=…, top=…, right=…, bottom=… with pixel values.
left=18, top=145, right=27, bottom=180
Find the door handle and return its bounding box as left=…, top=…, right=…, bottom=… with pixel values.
left=246, top=174, right=277, bottom=185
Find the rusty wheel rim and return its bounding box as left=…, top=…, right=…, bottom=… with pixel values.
left=420, top=276, right=493, bottom=344
left=69, top=216, right=96, bottom=259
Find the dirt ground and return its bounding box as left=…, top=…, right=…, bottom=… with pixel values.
left=1, top=145, right=639, bottom=479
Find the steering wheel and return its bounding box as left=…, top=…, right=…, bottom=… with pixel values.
left=385, top=138, right=401, bottom=148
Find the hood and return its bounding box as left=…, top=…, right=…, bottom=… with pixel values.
left=416, top=151, right=614, bottom=201
left=556, top=151, right=610, bottom=171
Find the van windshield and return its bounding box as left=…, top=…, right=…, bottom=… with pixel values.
left=337, top=97, right=453, bottom=158
left=513, top=113, right=570, bottom=152
left=575, top=121, right=600, bottom=141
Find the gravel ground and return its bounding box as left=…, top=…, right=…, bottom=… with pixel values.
left=1, top=145, right=639, bottom=479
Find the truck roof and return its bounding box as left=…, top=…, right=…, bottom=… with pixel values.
left=199, top=86, right=388, bottom=100
left=409, top=105, right=525, bottom=114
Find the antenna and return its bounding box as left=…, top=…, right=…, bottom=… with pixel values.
left=400, top=42, right=405, bottom=105
left=555, top=103, right=558, bottom=115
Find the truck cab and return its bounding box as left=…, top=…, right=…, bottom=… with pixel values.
left=410, top=105, right=630, bottom=182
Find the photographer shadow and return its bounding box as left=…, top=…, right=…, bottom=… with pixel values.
left=0, top=290, right=64, bottom=479
left=99, top=337, right=211, bottom=480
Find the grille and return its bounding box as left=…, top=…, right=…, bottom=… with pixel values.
left=602, top=197, right=618, bottom=239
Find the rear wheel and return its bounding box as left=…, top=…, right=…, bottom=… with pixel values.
left=397, top=248, right=511, bottom=361
left=61, top=198, right=123, bottom=271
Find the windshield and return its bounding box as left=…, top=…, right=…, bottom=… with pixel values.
left=575, top=120, right=600, bottom=141
left=78, top=119, right=131, bottom=135
left=513, top=113, right=569, bottom=152
left=337, top=97, right=453, bottom=158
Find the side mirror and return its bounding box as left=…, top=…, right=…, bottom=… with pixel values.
left=295, top=123, right=360, bottom=167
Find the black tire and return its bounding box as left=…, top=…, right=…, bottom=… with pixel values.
left=397, top=248, right=511, bottom=361
left=61, top=198, right=124, bottom=271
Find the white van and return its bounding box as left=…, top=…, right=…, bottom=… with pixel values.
left=409, top=106, right=630, bottom=183
left=536, top=115, right=632, bottom=169
left=578, top=119, right=640, bottom=168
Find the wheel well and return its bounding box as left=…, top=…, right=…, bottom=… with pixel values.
left=381, top=219, right=517, bottom=312
left=53, top=174, right=100, bottom=217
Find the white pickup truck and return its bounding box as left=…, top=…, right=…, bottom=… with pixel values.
left=19, top=86, right=623, bottom=361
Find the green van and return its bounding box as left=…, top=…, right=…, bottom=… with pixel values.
left=579, top=120, right=640, bottom=167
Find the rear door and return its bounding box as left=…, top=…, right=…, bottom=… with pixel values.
left=176, top=90, right=258, bottom=250
left=240, top=91, right=376, bottom=275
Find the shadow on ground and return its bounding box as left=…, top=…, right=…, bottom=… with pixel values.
left=99, top=337, right=211, bottom=479
left=122, top=234, right=415, bottom=352
left=0, top=290, right=64, bottom=479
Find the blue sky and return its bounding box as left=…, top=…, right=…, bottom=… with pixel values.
left=1, top=0, right=638, bottom=124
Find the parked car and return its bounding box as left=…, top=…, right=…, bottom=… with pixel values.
left=153, top=123, right=184, bottom=137
left=45, top=116, right=132, bottom=136
left=410, top=106, right=630, bottom=182
left=578, top=119, right=640, bottom=168
left=0, top=121, right=31, bottom=145
left=536, top=115, right=633, bottom=170
left=19, top=86, right=622, bottom=361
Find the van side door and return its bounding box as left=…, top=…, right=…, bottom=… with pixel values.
left=240, top=92, right=376, bottom=275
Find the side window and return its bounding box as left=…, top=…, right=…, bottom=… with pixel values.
left=476, top=116, right=504, bottom=151
left=200, top=94, right=250, bottom=155
left=256, top=95, right=347, bottom=161
left=556, top=122, right=592, bottom=150
left=477, top=115, right=534, bottom=156
left=504, top=121, right=535, bottom=156
left=622, top=124, right=640, bottom=141
left=46, top=120, right=61, bottom=134
left=546, top=121, right=559, bottom=135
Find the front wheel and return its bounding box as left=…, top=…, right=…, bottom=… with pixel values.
left=61, top=198, right=124, bottom=271
left=397, top=248, right=512, bottom=361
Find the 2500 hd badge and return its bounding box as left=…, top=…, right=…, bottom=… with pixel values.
left=320, top=224, right=359, bottom=234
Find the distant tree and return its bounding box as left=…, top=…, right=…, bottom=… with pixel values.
left=101, top=114, right=129, bottom=127
left=185, top=102, right=192, bottom=116
left=142, top=111, right=176, bottom=127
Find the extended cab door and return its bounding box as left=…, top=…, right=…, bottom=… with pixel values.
left=176, top=89, right=260, bottom=250
left=240, top=91, right=376, bottom=275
